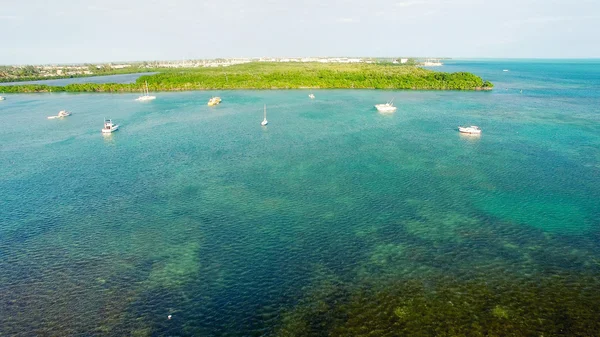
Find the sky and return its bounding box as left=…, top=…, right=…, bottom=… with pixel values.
left=1, top=0, right=599, bottom=64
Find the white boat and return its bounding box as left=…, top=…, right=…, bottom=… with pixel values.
left=136, top=81, right=156, bottom=101
left=102, top=119, right=120, bottom=133
left=503, top=69, right=509, bottom=72
left=308, top=93, right=315, bottom=99
left=261, top=104, right=268, bottom=126
left=458, top=125, right=481, bottom=134
left=0, top=96, right=5, bottom=101
left=208, top=96, right=222, bottom=106
left=375, top=100, right=397, bottom=113
left=47, top=110, right=71, bottom=119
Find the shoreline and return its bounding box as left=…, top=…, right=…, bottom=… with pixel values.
left=0, top=86, right=494, bottom=94
left=0, top=63, right=494, bottom=93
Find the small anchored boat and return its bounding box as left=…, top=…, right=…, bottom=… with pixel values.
left=102, top=119, right=120, bottom=133
left=208, top=96, right=222, bottom=106
left=47, top=110, right=72, bottom=119
left=375, top=100, right=397, bottom=113
left=458, top=125, right=481, bottom=134
left=308, top=93, right=315, bottom=99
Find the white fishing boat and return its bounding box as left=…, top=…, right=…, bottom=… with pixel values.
left=308, top=93, right=315, bottom=99
left=375, top=100, right=397, bottom=113
left=208, top=96, right=222, bottom=106
left=261, top=104, right=268, bottom=126
left=47, top=110, right=71, bottom=119
left=458, top=125, right=481, bottom=134
left=136, top=81, right=156, bottom=101
left=102, top=119, right=120, bottom=133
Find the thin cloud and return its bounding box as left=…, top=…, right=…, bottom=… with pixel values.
left=0, top=15, right=24, bottom=20
left=336, top=17, right=359, bottom=23
left=504, top=15, right=600, bottom=27
left=394, top=0, right=464, bottom=7
left=394, top=0, right=428, bottom=7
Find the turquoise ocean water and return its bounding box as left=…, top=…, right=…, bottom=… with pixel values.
left=1, top=60, right=599, bottom=335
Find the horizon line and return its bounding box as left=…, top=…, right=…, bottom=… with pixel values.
left=2, top=56, right=600, bottom=67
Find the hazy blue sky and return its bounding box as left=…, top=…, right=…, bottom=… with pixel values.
left=1, top=0, right=599, bottom=64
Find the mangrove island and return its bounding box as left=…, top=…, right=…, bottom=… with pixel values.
left=0, top=62, right=493, bottom=93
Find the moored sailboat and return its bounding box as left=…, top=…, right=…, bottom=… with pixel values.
left=136, top=81, right=156, bottom=101
left=261, top=104, right=268, bottom=126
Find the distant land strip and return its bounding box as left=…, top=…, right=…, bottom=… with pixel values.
left=0, top=63, right=493, bottom=93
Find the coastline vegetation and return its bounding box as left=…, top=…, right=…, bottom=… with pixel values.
left=0, top=62, right=493, bottom=93
left=0, top=65, right=156, bottom=83
left=0, top=63, right=493, bottom=93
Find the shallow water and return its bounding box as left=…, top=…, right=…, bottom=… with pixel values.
left=1, top=60, right=599, bottom=336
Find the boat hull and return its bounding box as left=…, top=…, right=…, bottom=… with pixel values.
left=375, top=106, right=397, bottom=113
left=102, top=125, right=119, bottom=133
left=458, top=128, right=481, bottom=134
left=48, top=113, right=71, bottom=119
left=136, top=96, right=156, bottom=101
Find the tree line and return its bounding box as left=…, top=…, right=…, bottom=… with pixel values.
left=0, top=63, right=493, bottom=93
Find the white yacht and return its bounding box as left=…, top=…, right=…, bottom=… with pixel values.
left=375, top=100, right=397, bottom=113
left=136, top=81, right=156, bottom=101
left=458, top=125, right=481, bottom=134
left=261, top=104, right=268, bottom=126
left=308, top=93, right=315, bottom=99
left=102, top=119, right=120, bottom=133
left=48, top=110, right=72, bottom=119
left=0, top=96, right=5, bottom=101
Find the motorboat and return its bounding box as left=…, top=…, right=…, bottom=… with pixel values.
left=375, top=100, right=397, bottom=113
left=0, top=96, right=5, bottom=101
left=102, top=119, right=120, bottom=133
left=458, top=125, right=481, bottom=134
left=136, top=81, right=156, bottom=101
left=48, top=110, right=72, bottom=119
left=261, top=104, right=268, bottom=126
left=208, top=96, right=222, bottom=106
left=308, top=93, right=315, bottom=99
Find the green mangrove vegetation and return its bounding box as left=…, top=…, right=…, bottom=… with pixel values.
left=0, top=63, right=493, bottom=93
left=0, top=64, right=156, bottom=83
